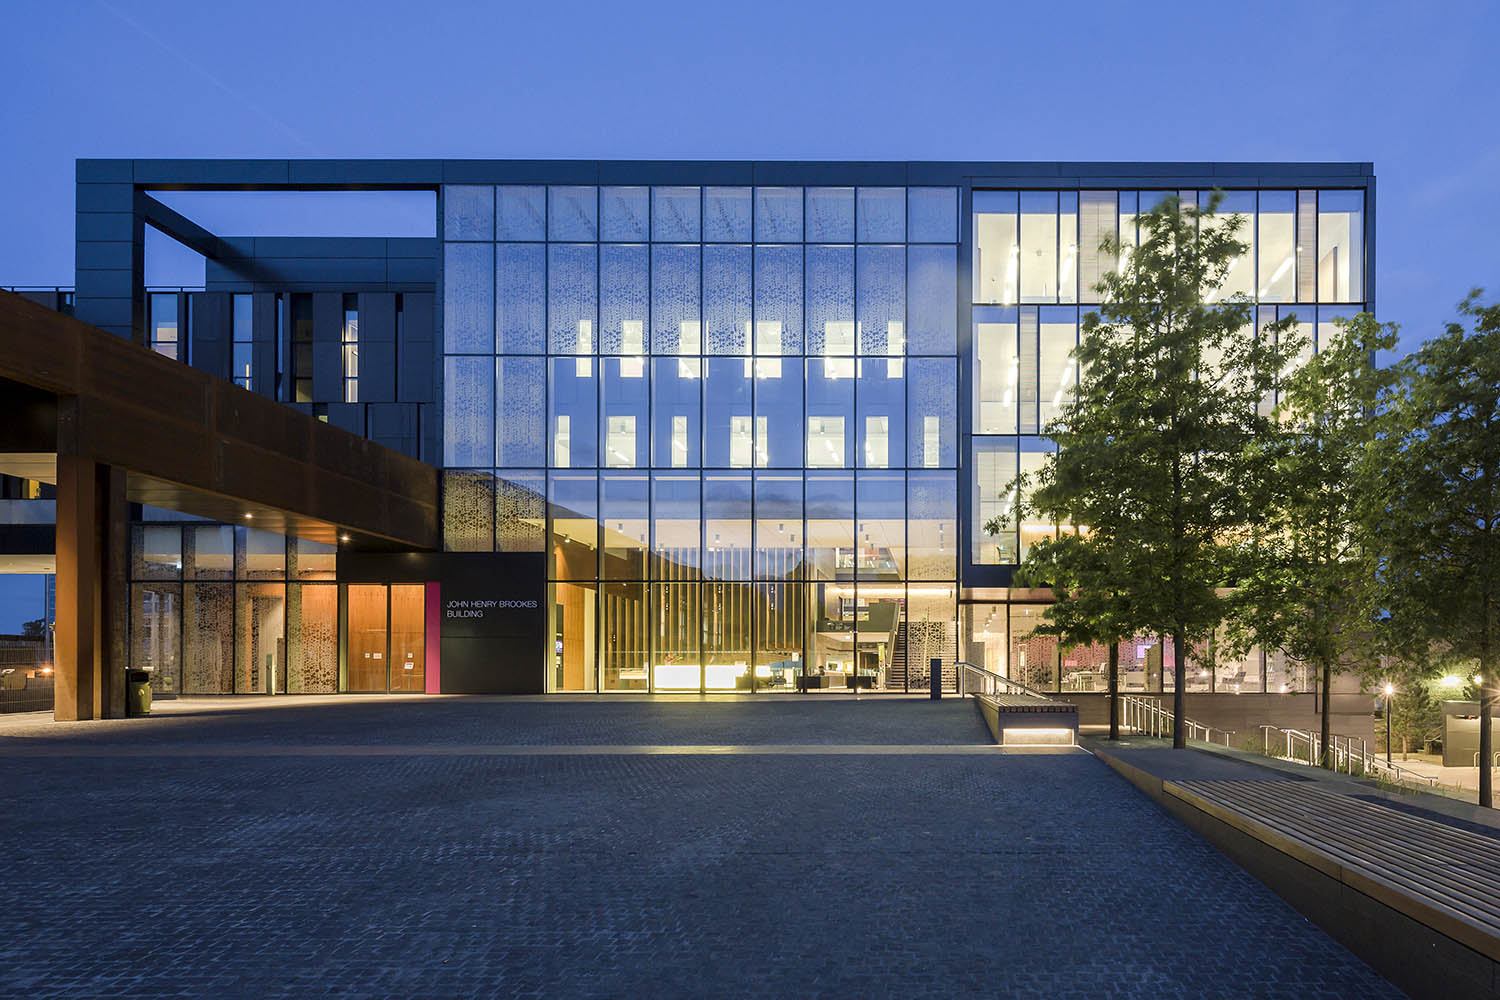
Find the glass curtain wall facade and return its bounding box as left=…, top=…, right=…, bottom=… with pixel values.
left=127, top=518, right=341, bottom=696
left=968, top=187, right=1366, bottom=693
left=442, top=184, right=961, bottom=692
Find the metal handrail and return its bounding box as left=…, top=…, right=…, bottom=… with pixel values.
left=1119, top=695, right=1237, bottom=747
left=955, top=661, right=1058, bottom=703
left=1472, top=752, right=1500, bottom=768
left=1260, top=724, right=1438, bottom=787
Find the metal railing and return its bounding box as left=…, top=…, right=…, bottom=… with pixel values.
left=1259, top=724, right=1438, bottom=787
left=1120, top=695, right=1236, bottom=746
left=1473, top=752, right=1500, bottom=768
left=955, top=661, right=1057, bottom=702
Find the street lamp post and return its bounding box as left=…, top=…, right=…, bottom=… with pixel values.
left=1383, top=683, right=1394, bottom=764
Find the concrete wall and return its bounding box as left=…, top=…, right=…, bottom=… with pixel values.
left=1070, top=691, right=1375, bottom=745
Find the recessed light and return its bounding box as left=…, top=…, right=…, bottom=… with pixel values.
left=243, top=513, right=253, bottom=519
left=340, top=534, right=351, bottom=542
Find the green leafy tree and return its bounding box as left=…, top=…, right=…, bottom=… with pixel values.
left=988, top=192, right=1293, bottom=747
left=1384, top=672, right=1443, bottom=759
left=1230, top=312, right=1397, bottom=768
left=1366, top=293, right=1500, bottom=804
left=1005, top=526, right=1146, bottom=739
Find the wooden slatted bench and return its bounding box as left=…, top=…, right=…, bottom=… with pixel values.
left=1171, top=780, right=1500, bottom=966
left=1095, top=745, right=1500, bottom=999
left=972, top=693, right=1078, bottom=745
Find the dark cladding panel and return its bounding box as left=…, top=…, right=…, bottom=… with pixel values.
left=251, top=292, right=278, bottom=398
left=436, top=553, right=546, bottom=693
left=312, top=292, right=343, bottom=401
left=358, top=292, right=397, bottom=402
left=368, top=402, right=419, bottom=456
left=397, top=292, right=435, bottom=404
left=419, top=402, right=440, bottom=464
left=189, top=292, right=232, bottom=382
left=324, top=402, right=365, bottom=436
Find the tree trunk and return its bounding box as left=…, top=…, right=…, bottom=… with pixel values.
left=1172, top=626, right=1186, bottom=749
left=1319, top=658, right=1333, bottom=770
left=1481, top=633, right=1493, bottom=808
left=1108, top=642, right=1120, bottom=740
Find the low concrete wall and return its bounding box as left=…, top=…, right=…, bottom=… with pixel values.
left=1095, top=747, right=1498, bottom=1000
left=1070, top=692, right=1375, bottom=744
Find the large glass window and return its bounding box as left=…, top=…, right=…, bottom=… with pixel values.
left=652, top=357, right=700, bottom=468
left=600, top=473, right=649, bottom=580
left=754, top=354, right=802, bottom=468
left=754, top=245, right=802, bottom=355
left=602, top=357, right=649, bottom=468
left=549, top=356, right=596, bottom=468
left=651, top=244, right=700, bottom=355
left=704, top=187, right=751, bottom=242
left=601, top=187, right=649, bottom=242
left=548, top=244, right=597, bottom=354
left=703, top=472, right=753, bottom=581
left=807, top=245, right=854, bottom=356
left=972, top=438, right=1018, bottom=565
left=754, top=472, right=803, bottom=580
left=1019, top=191, right=1060, bottom=303
left=1202, top=191, right=1256, bottom=301
left=496, top=357, right=545, bottom=467
left=497, top=186, right=545, bottom=241
left=857, top=245, right=905, bottom=356
left=549, top=473, right=598, bottom=581
left=601, top=244, right=649, bottom=354
left=549, top=186, right=597, bottom=241
left=806, top=358, right=853, bottom=469
left=231, top=293, right=252, bottom=389
left=973, top=307, right=1018, bottom=435
left=444, top=243, right=493, bottom=354
left=1038, top=308, right=1076, bottom=429
left=974, top=191, right=1018, bottom=304
left=495, top=243, right=545, bottom=354
left=1257, top=191, right=1296, bottom=302
left=1317, top=190, right=1364, bottom=302
left=651, top=474, right=700, bottom=581
left=755, top=187, right=803, bottom=242
left=908, top=357, right=956, bottom=468
left=704, top=358, right=753, bottom=468
left=704, top=244, right=751, bottom=354
left=857, top=358, right=904, bottom=469
left=600, top=582, right=646, bottom=690
left=908, top=245, right=957, bottom=355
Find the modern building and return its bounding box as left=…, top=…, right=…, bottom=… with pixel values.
left=0, top=158, right=1375, bottom=728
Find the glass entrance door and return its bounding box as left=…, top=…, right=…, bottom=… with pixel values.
left=347, top=585, right=388, bottom=692
left=389, top=585, right=426, bottom=692
left=346, top=584, right=426, bottom=693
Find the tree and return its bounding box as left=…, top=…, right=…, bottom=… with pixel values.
left=989, top=192, right=1293, bottom=747
left=1366, top=292, right=1500, bottom=804
left=1384, top=671, right=1444, bottom=759
left=1230, top=312, right=1397, bottom=768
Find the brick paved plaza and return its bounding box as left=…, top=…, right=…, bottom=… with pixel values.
left=0, top=698, right=1398, bottom=998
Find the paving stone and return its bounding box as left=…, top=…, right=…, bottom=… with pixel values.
left=0, top=700, right=1401, bottom=998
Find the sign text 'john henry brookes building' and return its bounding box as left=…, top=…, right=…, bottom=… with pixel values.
left=65, top=159, right=1372, bottom=705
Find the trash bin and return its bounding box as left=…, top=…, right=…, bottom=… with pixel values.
left=126, top=669, right=152, bottom=717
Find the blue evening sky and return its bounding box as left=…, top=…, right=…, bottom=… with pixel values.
left=1, top=0, right=1497, bottom=629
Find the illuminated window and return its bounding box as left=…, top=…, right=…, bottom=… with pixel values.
left=807, top=417, right=845, bottom=469
left=341, top=294, right=359, bottom=403
left=149, top=292, right=179, bottom=360
left=231, top=294, right=252, bottom=389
